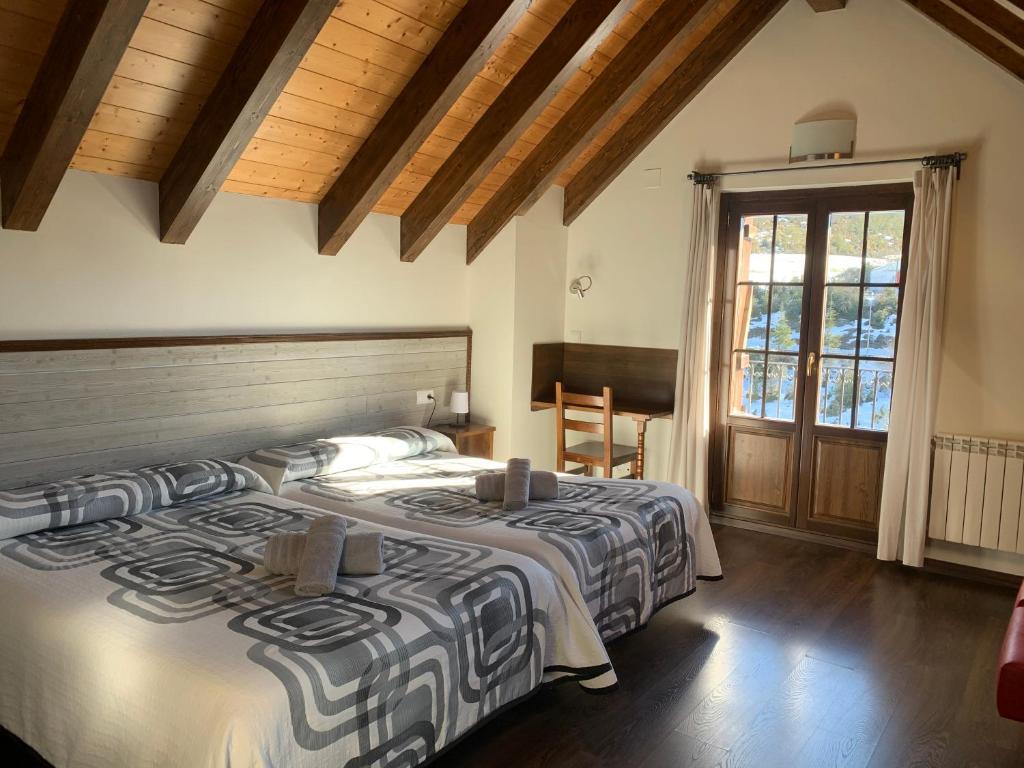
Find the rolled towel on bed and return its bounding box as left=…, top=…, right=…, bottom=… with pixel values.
left=528, top=470, right=559, bottom=501
left=341, top=531, right=385, bottom=575
left=475, top=472, right=505, bottom=501
left=294, top=516, right=347, bottom=596
left=476, top=471, right=560, bottom=502
left=503, top=458, right=531, bottom=511
left=265, top=529, right=385, bottom=577
left=264, top=531, right=306, bottom=575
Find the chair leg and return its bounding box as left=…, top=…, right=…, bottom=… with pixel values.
left=629, top=459, right=638, bottom=478
left=583, top=464, right=594, bottom=477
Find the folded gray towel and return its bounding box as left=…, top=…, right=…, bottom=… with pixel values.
left=264, top=531, right=306, bottom=575
left=476, top=471, right=559, bottom=502
left=294, top=516, right=347, bottom=596
left=503, top=458, right=531, bottom=511
left=475, top=472, right=505, bottom=502
left=341, top=531, right=385, bottom=575
left=265, top=529, right=385, bottom=577
left=528, top=470, right=559, bottom=501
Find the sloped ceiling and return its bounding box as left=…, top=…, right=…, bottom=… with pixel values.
left=0, top=0, right=1020, bottom=257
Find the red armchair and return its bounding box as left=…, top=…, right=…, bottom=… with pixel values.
left=997, top=581, right=1024, bottom=721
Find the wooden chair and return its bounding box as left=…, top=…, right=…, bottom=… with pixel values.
left=555, top=382, right=638, bottom=478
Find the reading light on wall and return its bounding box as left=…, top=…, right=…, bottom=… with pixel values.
left=790, top=118, right=856, bottom=163
left=569, top=275, right=592, bottom=299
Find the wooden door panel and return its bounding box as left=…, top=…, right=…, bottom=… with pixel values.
left=807, top=435, right=884, bottom=530
left=725, top=426, right=793, bottom=518
left=712, top=185, right=913, bottom=544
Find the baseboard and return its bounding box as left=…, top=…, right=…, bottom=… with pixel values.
left=710, top=512, right=875, bottom=554
left=711, top=512, right=1021, bottom=590
left=919, top=556, right=1022, bottom=590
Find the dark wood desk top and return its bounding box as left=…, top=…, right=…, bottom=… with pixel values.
left=531, top=342, right=676, bottom=422
left=530, top=399, right=672, bottom=421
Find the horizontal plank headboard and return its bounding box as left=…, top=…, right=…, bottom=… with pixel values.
left=0, top=329, right=471, bottom=489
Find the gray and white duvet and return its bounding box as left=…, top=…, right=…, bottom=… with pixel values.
left=0, top=489, right=612, bottom=768
left=278, top=450, right=723, bottom=643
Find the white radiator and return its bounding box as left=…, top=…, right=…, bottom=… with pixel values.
left=929, top=434, right=1024, bottom=552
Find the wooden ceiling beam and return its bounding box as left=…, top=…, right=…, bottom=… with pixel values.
left=948, top=0, right=1024, bottom=49
left=902, top=0, right=1024, bottom=83
left=0, top=0, right=148, bottom=231
left=317, top=0, right=530, bottom=256
left=466, top=0, right=721, bottom=264
left=806, top=0, right=847, bottom=11
left=562, top=0, right=788, bottom=227
left=398, top=0, right=634, bottom=263
left=158, top=0, right=337, bottom=244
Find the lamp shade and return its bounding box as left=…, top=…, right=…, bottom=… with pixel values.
left=449, top=390, right=469, bottom=415
left=789, top=119, right=855, bottom=162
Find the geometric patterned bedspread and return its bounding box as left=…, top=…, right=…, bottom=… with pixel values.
left=0, top=490, right=612, bottom=768
left=284, top=452, right=723, bottom=643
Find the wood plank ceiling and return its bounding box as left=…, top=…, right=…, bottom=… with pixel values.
left=0, top=0, right=1020, bottom=258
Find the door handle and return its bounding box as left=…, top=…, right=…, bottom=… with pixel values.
left=806, top=352, right=817, bottom=377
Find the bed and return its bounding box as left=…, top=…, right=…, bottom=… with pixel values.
left=242, top=427, right=723, bottom=643
left=0, top=459, right=613, bottom=768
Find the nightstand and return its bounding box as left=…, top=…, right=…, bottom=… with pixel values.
left=433, top=422, right=495, bottom=460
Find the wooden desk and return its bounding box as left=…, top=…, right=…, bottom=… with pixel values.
left=531, top=342, right=676, bottom=480
left=530, top=399, right=671, bottom=479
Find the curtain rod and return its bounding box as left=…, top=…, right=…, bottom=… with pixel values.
left=687, top=152, right=966, bottom=185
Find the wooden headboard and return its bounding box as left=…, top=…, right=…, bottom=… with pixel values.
left=0, top=329, right=471, bottom=489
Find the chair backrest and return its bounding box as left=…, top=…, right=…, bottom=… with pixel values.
left=555, top=381, right=614, bottom=474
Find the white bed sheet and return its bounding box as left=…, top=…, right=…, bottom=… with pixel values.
left=281, top=452, right=722, bottom=642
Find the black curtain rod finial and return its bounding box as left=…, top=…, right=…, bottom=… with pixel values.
left=922, top=152, right=966, bottom=179
left=688, top=151, right=966, bottom=183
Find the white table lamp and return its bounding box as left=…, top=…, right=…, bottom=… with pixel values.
left=450, top=390, right=469, bottom=426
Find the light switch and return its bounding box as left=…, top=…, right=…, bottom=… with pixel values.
left=642, top=168, right=661, bottom=188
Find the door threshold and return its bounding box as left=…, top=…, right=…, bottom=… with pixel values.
left=710, top=512, right=875, bottom=554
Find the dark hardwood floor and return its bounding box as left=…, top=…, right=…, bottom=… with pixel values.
left=437, top=525, right=1024, bottom=768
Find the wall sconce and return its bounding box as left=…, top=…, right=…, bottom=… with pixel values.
left=790, top=118, right=856, bottom=163
left=569, top=275, right=592, bottom=299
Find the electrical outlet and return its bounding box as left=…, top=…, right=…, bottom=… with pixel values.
left=416, top=389, right=435, bottom=405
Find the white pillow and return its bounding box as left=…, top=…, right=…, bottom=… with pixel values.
left=240, top=426, right=456, bottom=494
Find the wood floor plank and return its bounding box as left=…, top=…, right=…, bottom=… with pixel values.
left=431, top=526, right=1023, bottom=768
left=717, top=656, right=860, bottom=767
left=640, top=731, right=728, bottom=768
left=790, top=676, right=899, bottom=768
left=677, top=637, right=806, bottom=751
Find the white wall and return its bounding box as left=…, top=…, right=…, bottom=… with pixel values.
left=467, top=223, right=517, bottom=460
left=468, top=187, right=568, bottom=466
left=564, top=0, right=1024, bottom=572
left=0, top=170, right=469, bottom=338
left=511, top=187, right=568, bottom=468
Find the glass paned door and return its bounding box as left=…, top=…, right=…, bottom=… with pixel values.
left=712, top=185, right=913, bottom=542
left=729, top=214, right=807, bottom=422
left=714, top=202, right=814, bottom=528
left=816, top=210, right=904, bottom=431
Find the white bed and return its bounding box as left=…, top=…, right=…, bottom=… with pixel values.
left=0, top=460, right=613, bottom=768
left=243, top=427, right=723, bottom=643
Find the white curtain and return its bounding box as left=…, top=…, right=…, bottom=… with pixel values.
left=668, top=181, right=718, bottom=507
left=877, top=166, right=956, bottom=566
